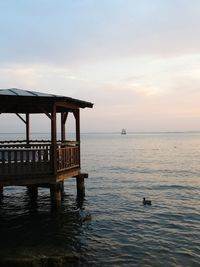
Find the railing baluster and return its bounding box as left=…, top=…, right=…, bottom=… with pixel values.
left=8, top=151, right=11, bottom=171
left=14, top=151, right=18, bottom=174
left=63, top=148, right=65, bottom=169
left=30, top=150, right=34, bottom=173
left=64, top=147, right=67, bottom=169
left=38, top=150, right=42, bottom=172
left=74, top=147, right=76, bottom=165
left=2, top=151, right=5, bottom=174
left=44, top=148, right=48, bottom=171
left=67, top=148, right=69, bottom=167
left=27, top=150, right=30, bottom=163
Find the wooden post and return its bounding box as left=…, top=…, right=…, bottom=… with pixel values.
left=61, top=112, right=68, bottom=142
left=61, top=113, right=65, bottom=143
left=26, top=113, right=30, bottom=144
left=0, top=186, right=3, bottom=201
left=51, top=104, right=57, bottom=175
left=27, top=185, right=38, bottom=201
left=60, top=181, right=64, bottom=199
left=75, top=109, right=80, bottom=143
left=16, top=113, right=30, bottom=144
left=50, top=183, right=62, bottom=208
left=74, top=109, right=80, bottom=168
left=76, top=174, right=85, bottom=198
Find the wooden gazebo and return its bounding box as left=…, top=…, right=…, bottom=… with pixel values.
left=0, top=88, right=93, bottom=206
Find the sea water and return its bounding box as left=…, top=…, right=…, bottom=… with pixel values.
left=0, top=133, right=199, bottom=266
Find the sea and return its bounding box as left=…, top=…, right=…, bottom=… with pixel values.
left=0, top=132, right=199, bottom=266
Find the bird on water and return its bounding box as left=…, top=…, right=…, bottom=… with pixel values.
left=143, top=197, right=152, bottom=205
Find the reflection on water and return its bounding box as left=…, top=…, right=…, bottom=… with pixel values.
left=0, top=133, right=200, bottom=266
left=0, top=188, right=84, bottom=260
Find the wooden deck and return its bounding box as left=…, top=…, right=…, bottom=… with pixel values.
left=0, top=140, right=80, bottom=186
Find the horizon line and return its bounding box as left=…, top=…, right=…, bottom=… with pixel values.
left=1, top=130, right=200, bottom=135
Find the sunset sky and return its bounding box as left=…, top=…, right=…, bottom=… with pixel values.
left=1, top=0, right=200, bottom=132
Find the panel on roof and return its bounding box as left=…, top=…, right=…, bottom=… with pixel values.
left=0, top=88, right=60, bottom=97
left=30, top=91, right=53, bottom=97
left=0, top=89, right=15, bottom=95
left=11, top=89, right=33, bottom=96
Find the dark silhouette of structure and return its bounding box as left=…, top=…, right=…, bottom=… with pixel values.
left=0, top=88, right=93, bottom=207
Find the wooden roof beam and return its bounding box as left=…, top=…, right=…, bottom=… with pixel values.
left=37, top=106, right=52, bottom=120
left=16, top=113, right=26, bottom=124
left=55, top=102, right=79, bottom=110
left=0, top=105, right=15, bottom=114
left=62, top=112, right=68, bottom=124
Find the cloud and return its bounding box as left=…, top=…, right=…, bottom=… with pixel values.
left=1, top=1, right=200, bottom=66
left=1, top=1, right=200, bottom=131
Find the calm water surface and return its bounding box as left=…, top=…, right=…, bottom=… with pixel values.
left=0, top=133, right=200, bottom=266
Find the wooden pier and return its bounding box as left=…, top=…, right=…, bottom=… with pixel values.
left=0, top=88, right=93, bottom=207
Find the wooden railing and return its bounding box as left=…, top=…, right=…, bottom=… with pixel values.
left=0, top=143, right=52, bottom=175
left=57, top=143, right=80, bottom=172
left=0, top=139, right=52, bottom=144
left=0, top=140, right=80, bottom=176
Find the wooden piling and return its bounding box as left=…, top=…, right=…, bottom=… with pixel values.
left=76, top=173, right=88, bottom=198
left=50, top=183, right=62, bottom=208
left=0, top=186, right=3, bottom=201
left=27, top=185, right=38, bottom=201
left=60, top=181, right=65, bottom=199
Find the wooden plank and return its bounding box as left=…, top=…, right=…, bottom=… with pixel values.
left=43, top=148, right=47, bottom=165
left=31, top=150, right=35, bottom=173
left=56, top=169, right=80, bottom=182
left=1, top=151, right=5, bottom=174
left=64, top=147, right=67, bottom=169
left=0, top=174, right=56, bottom=186
left=26, top=150, right=30, bottom=163
left=38, top=150, right=42, bottom=172
left=57, top=164, right=79, bottom=172
left=32, top=150, right=36, bottom=163
left=8, top=151, right=11, bottom=170
left=14, top=151, right=18, bottom=173
left=55, top=101, right=79, bottom=110
left=20, top=151, right=24, bottom=173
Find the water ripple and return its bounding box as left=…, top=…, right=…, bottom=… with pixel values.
left=0, top=133, right=200, bottom=266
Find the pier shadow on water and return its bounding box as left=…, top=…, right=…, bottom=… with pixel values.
left=0, top=186, right=87, bottom=267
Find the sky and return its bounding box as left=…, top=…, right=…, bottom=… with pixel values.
left=1, top=0, right=200, bottom=133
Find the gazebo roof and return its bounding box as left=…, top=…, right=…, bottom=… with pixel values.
left=0, top=88, right=93, bottom=113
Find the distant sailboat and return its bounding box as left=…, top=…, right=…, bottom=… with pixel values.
left=121, top=128, right=126, bottom=135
